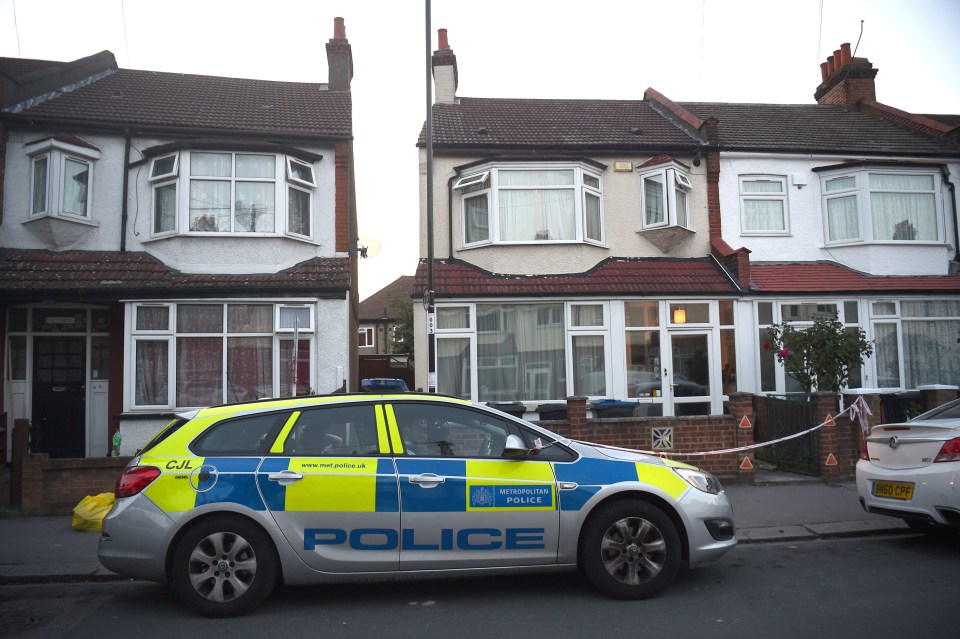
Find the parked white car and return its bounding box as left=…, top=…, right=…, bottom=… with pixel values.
left=856, top=398, right=960, bottom=532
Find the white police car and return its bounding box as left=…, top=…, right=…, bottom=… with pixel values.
left=99, top=393, right=736, bottom=616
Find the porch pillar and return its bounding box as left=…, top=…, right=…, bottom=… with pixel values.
left=918, top=385, right=959, bottom=413
left=725, top=392, right=755, bottom=484
left=565, top=396, right=588, bottom=441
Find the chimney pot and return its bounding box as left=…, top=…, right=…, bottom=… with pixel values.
left=333, top=16, right=346, bottom=39
left=827, top=55, right=835, bottom=75
left=820, top=62, right=828, bottom=83
left=840, top=42, right=852, bottom=66
left=438, top=28, right=449, bottom=50
left=833, top=49, right=842, bottom=69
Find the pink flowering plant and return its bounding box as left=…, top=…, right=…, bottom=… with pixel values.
left=762, top=315, right=873, bottom=393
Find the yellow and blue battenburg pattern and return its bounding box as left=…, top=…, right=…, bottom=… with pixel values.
left=258, top=457, right=399, bottom=512
left=553, top=457, right=691, bottom=511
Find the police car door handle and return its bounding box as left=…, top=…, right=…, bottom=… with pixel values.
left=267, top=470, right=304, bottom=486
left=559, top=482, right=578, bottom=491
left=409, top=473, right=445, bottom=487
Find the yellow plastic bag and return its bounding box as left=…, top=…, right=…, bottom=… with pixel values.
left=72, top=492, right=115, bottom=532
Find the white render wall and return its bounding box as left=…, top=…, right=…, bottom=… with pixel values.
left=419, top=152, right=712, bottom=273
left=3, top=128, right=339, bottom=272
left=717, top=154, right=960, bottom=276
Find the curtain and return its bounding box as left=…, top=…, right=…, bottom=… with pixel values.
left=903, top=319, right=960, bottom=388
left=498, top=170, right=575, bottom=241
left=872, top=323, right=901, bottom=387
left=236, top=154, right=273, bottom=178
left=464, top=193, right=489, bottom=243
left=743, top=199, right=784, bottom=231
left=573, top=335, right=605, bottom=396
left=871, top=193, right=937, bottom=240
left=227, top=337, right=272, bottom=401
left=437, top=337, right=471, bottom=399
left=177, top=305, right=223, bottom=333
left=135, top=340, right=168, bottom=405
left=191, top=152, right=231, bottom=176
left=176, top=337, right=223, bottom=407
left=62, top=159, right=89, bottom=216
left=826, top=195, right=859, bottom=241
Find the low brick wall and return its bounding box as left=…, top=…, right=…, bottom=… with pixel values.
left=19, top=454, right=129, bottom=516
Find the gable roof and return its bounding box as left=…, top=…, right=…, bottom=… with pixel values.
left=0, top=249, right=351, bottom=300
left=1, top=54, right=352, bottom=140
left=359, top=275, right=416, bottom=321
left=414, top=257, right=739, bottom=298
left=750, top=262, right=960, bottom=294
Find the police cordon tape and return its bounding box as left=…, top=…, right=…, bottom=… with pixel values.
left=576, top=399, right=868, bottom=459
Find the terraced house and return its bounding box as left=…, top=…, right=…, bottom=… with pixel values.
left=1, top=18, right=360, bottom=458
left=413, top=32, right=960, bottom=416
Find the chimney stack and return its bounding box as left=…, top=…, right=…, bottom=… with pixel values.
left=326, top=17, right=353, bottom=91
left=432, top=28, right=458, bottom=104
left=814, top=42, right=877, bottom=109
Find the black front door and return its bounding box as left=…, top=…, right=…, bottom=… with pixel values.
left=32, top=337, right=86, bottom=458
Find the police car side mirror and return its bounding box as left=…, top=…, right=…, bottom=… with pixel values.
left=502, top=434, right=530, bottom=459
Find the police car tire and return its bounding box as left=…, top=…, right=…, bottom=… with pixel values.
left=172, top=516, right=279, bottom=617
left=580, top=500, right=681, bottom=600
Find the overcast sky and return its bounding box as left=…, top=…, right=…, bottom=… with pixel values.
left=2, top=0, right=959, bottom=299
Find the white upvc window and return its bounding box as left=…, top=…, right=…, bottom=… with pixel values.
left=639, top=162, right=691, bottom=230
left=358, top=326, right=375, bottom=348
left=455, top=163, right=604, bottom=247
left=129, top=301, right=315, bottom=410
left=740, top=175, right=788, bottom=234
left=820, top=167, right=942, bottom=244
left=148, top=151, right=318, bottom=239
left=869, top=298, right=960, bottom=390
left=25, top=137, right=100, bottom=220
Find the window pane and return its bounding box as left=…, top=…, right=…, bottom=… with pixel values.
left=781, top=303, right=836, bottom=322
left=583, top=174, right=600, bottom=189
left=671, top=303, right=708, bottom=324
left=137, top=306, right=169, bottom=331
left=871, top=192, right=936, bottom=240
left=154, top=183, right=176, bottom=233
left=279, top=307, right=311, bottom=330
left=288, top=160, right=314, bottom=184
left=464, top=193, right=489, bottom=243
left=626, top=330, right=661, bottom=398
left=742, top=179, right=784, bottom=194
left=438, top=337, right=471, bottom=399
left=585, top=192, right=602, bottom=240
left=288, top=187, right=310, bottom=236
left=757, top=302, right=773, bottom=325
left=437, top=306, right=470, bottom=329
left=719, top=300, right=735, bottom=325
left=9, top=336, right=26, bottom=379
left=62, top=159, right=89, bottom=216
left=190, top=181, right=230, bottom=231
left=572, top=304, right=604, bottom=327
left=235, top=182, right=275, bottom=232
left=499, top=169, right=574, bottom=186
left=177, top=305, right=223, bottom=333
left=280, top=338, right=311, bottom=396
left=227, top=336, right=272, bottom=401
left=32, top=157, right=47, bottom=214
left=873, top=323, right=900, bottom=387
left=573, top=334, right=606, bottom=396
left=644, top=174, right=665, bottom=225
left=903, top=319, right=960, bottom=388
left=499, top=189, right=575, bottom=241
left=759, top=329, right=776, bottom=392
left=191, top=152, right=231, bottom=177
left=872, top=301, right=897, bottom=317
left=870, top=173, right=934, bottom=191
left=721, top=328, right=736, bottom=394
left=151, top=155, right=177, bottom=178
left=477, top=304, right=565, bottom=402
left=194, top=412, right=288, bottom=455
left=743, top=199, right=784, bottom=231
left=9, top=308, right=27, bottom=332
left=228, top=304, right=273, bottom=332
left=844, top=301, right=859, bottom=323
left=135, top=340, right=168, bottom=405
left=827, top=195, right=859, bottom=241
left=393, top=403, right=509, bottom=458
left=625, top=301, right=659, bottom=327
left=32, top=308, right=87, bottom=332
left=286, top=405, right=378, bottom=456
left=177, top=337, right=223, bottom=406
left=901, top=300, right=960, bottom=317
left=236, top=154, right=274, bottom=178
left=825, top=176, right=856, bottom=192
left=675, top=189, right=688, bottom=228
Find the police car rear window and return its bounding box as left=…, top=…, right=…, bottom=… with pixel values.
left=192, top=412, right=290, bottom=456
left=139, top=417, right=188, bottom=456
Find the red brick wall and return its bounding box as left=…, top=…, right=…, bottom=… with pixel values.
left=19, top=454, right=129, bottom=515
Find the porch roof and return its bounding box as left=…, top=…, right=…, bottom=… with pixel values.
left=750, top=261, right=960, bottom=294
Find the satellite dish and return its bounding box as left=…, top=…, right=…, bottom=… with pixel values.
left=357, top=235, right=381, bottom=259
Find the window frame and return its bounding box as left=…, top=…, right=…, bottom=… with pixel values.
left=455, top=163, right=605, bottom=248
left=638, top=162, right=692, bottom=231
left=739, top=175, right=789, bottom=235
left=819, top=167, right=943, bottom=245
left=359, top=326, right=375, bottom=348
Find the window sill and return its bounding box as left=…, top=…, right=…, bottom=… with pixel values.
left=141, top=232, right=320, bottom=246
left=822, top=239, right=945, bottom=249
left=24, top=212, right=99, bottom=228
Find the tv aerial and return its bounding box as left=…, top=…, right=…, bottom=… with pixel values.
left=355, top=235, right=381, bottom=259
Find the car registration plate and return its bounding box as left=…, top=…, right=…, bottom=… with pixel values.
left=872, top=480, right=914, bottom=500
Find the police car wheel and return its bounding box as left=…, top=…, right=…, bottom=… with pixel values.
left=172, top=516, right=279, bottom=617
left=580, top=500, right=681, bottom=599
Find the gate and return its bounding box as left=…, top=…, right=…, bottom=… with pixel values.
left=755, top=394, right=818, bottom=475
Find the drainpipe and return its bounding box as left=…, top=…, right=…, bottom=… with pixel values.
left=119, top=130, right=132, bottom=251
left=447, top=173, right=456, bottom=259
left=942, top=166, right=960, bottom=265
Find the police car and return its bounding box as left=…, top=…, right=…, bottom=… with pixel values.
left=98, top=393, right=736, bottom=617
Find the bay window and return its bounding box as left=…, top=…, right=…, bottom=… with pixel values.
left=454, top=163, right=604, bottom=246
left=130, top=302, right=314, bottom=409
left=26, top=136, right=100, bottom=220
left=639, top=161, right=691, bottom=230
left=870, top=299, right=960, bottom=389
left=149, top=150, right=317, bottom=239
left=819, top=167, right=942, bottom=244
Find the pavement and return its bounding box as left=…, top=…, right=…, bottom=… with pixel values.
left=0, top=470, right=909, bottom=584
